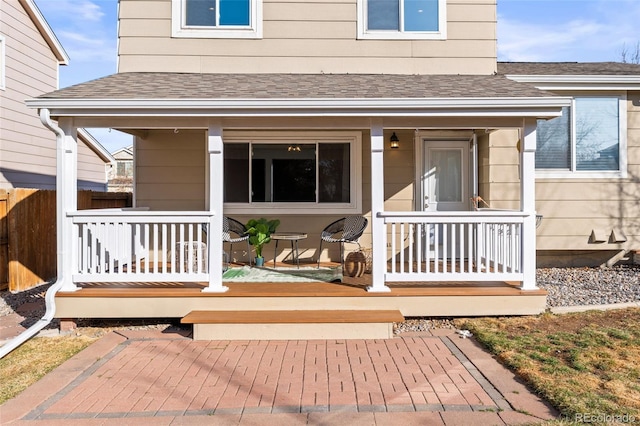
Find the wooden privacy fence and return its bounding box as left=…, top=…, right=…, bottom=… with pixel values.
left=0, top=189, right=132, bottom=292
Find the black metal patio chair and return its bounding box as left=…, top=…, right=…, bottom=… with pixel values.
left=202, top=216, right=252, bottom=266
left=223, top=216, right=252, bottom=266
left=317, top=216, right=368, bottom=269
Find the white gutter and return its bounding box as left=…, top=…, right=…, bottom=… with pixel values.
left=506, top=75, right=640, bottom=84
left=0, top=110, right=67, bottom=359
left=505, top=74, right=640, bottom=91
left=25, top=97, right=572, bottom=118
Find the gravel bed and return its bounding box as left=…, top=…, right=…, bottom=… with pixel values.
left=393, top=317, right=457, bottom=334
left=395, top=264, right=640, bottom=334
left=537, top=265, right=640, bottom=307
left=2, top=265, right=638, bottom=336
left=0, top=282, right=59, bottom=330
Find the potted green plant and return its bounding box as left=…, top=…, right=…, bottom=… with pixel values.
left=245, top=218, right=280, bottom=266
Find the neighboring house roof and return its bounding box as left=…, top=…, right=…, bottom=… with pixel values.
left=111, top=145, right=133, bottom=159
left=498, top=62, right=640, bottom=76
left=18, top=0, right=69, bottom=65
left=78, top=129, right=116, bottom=164
left=37, top=72, right=554, bottom=99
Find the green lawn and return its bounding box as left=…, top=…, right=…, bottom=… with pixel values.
left=457, top=308, right=640, bottom=424
left=0, top=336, right=96, bottom=405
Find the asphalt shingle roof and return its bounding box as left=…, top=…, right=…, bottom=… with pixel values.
left=39, top=72, right=553, bottom=100
left=498, top=62, right=640, bottom=76
left=40, top=62, right=639, bottom=102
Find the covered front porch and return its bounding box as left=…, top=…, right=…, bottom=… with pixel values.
left=27, top=73, right=569, bottom=321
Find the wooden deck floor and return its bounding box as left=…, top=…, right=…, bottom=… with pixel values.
left=55, top=262, right=547, bottom=318
left=63, top=275, right=544, bottom=298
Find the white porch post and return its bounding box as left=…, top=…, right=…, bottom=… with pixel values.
left=58, top=118, right=79, bottom=291
left=367, top=120, right=391, bottom=292
left=520, top=119, right=538, bottom=290
left=202, top=120, right=229, bottom=293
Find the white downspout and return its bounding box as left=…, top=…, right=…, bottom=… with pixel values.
left=0, top=109, right=69, bottom=359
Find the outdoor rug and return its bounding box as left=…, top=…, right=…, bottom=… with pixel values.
left=222, top=265, right=343, bottom=283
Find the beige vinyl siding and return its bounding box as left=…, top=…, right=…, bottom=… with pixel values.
left=477, top=129, right=520, bottom=210
left=77, top=140, right=109, bottom=191
left=486, top=94, right=640, bottom=253
left=135, top=130, right=207, bottom=211
left=1, top=0, right=109, bottom=191
left=118, top=0, right=497, bottom=75
left=535, top=93, right=640, bottom=251
left=1, top=0, right=59, bottom=189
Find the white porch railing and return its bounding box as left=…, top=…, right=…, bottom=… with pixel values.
left=69, top=210, right=214, bottom=283
left=381, top=211, right=528, bottom=282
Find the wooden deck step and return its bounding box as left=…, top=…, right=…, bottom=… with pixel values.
left=181, top=309, right=404, bottom=340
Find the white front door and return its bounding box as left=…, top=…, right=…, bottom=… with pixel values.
left=422, top=140, right=470, bottom=212
left=421, top=140, right=471, bottom=260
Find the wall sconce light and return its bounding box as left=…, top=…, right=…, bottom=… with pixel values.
left=287, top=144, right=301, bottom=152
left=390, top=132, right=400, bottom=149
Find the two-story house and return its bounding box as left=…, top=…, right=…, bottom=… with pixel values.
left=22, top=0, right=639, bottom=339
left=107, top=145, right=134, bottom=192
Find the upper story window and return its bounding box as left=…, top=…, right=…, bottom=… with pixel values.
left=171, top=0, right=262, bottom=39
left=536, top=95, right=627, bottom=178
left=0, top=35, right=5, bottom=90
left=223, top=132, right=362, bottom=215
left=357, top=0, right=446, bottom=40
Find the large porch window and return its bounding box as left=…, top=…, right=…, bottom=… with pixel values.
left=223, top=132, right=362, bottom=214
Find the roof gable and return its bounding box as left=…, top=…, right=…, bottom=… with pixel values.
left=78, top=129, right=115, bottom=164
left=18, top=0, right=69, bottom=65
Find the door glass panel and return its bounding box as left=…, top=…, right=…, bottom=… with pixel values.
left=431, top=149, right=462, bottom=202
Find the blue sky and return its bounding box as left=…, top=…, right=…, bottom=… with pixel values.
left=34, top=0, right=640, bottom=152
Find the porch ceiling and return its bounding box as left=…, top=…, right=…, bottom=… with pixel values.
left=26, top=73, right=571, bottom=120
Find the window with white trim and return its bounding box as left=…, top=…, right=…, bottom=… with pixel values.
left=0, top=35, right=5, bottom=90
left=171, top=0, right=262, bottom=39
left=536, top=95, right=626, bottom=177
left=358, top=0, right=446, bottom=40
left=223, top=133, right=362, bottom=214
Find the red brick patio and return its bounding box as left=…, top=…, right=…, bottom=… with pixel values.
left=1, top=328, right=558, bottom=425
